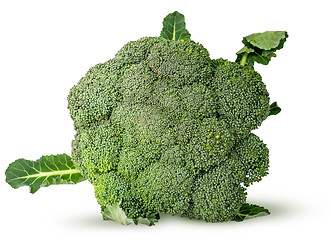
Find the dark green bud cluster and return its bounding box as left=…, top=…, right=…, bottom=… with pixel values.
left=212, top=59, right=270, bottom=139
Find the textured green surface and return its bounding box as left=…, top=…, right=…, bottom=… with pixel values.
left=5, top=154, right=85, bottom=193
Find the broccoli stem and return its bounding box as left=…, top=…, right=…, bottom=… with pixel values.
left=240, top=52, right=248, bottom=66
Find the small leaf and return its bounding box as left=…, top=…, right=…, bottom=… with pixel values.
left=233, top=203, right=270, bottom=222
left=160, top=11, right=191, bottom=41
left=236, top=31, right=288, bottom=68
left=102, top=201, right=160, bottom=226
left=269, top=101, right=282, bottom=116
left=102, top=202, right=135, bottom=225
left=135, top=214, right=160, bottom=226
left=5, top=154, right=85, bottom=193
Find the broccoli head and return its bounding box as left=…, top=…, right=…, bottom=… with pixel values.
left=3, top=11, right=287, bottom=226
left=66, top=10, right=287, bottom=225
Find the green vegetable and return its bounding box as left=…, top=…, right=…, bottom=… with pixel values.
left=5, top=11, right=287, bottom=226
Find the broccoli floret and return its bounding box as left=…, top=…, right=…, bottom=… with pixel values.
left=147, top=39, right=214, bottom=86
left=94, top=171, right=144, bottom=219
left=212, top=58, right=270, bottom=139
left=186, top=165, right=247, bottom=222
left=228, top=133, right=270, bottom=187
left=67, top=60, right=120, bottom=129
left=135, top=161, right=194, bottom=215
left=71, top=120, right=123, bottom=181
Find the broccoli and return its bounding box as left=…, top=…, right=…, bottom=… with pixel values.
left=5, top=11, right=287, bottom=225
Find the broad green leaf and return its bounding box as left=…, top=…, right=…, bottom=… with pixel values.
left=102, top=201, right=160, bottom=226
left=236, top=31, right=288, bottom=68
left=160, top=11, right=191, bottom=41
left=245, top=31, right=288, bottom=50
left=269, top=101, right=282, bottom=116
left=5, top=153, right=85, bottom=193
left=233, top=203, right=270, bottom=222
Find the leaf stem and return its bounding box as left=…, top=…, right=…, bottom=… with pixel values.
left=240, top=52, right=248, bottom=66
left=11, top=169, right=81, bottom=180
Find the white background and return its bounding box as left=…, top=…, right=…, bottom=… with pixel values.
left=1, top=0, right=331, bottom=239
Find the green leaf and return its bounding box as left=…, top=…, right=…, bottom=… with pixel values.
left=135, top=214, right=160, bottom=226
left=102, top=202, right=135, bottom=225
left=102, top=201, right=160, bottom=226
left=269, top=101, right=282, bottom=116
left=233, top=203, right=270, bottom=222
left=160, top=11, right=191, bottom=41
left=245, top=31, right=288, bottom=50
left=236, top=31, right=288, bottom=68
left=5, top=153, right=85, bottom=193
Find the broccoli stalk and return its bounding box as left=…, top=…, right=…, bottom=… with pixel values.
left=239, top=51, right=249, bottom=66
